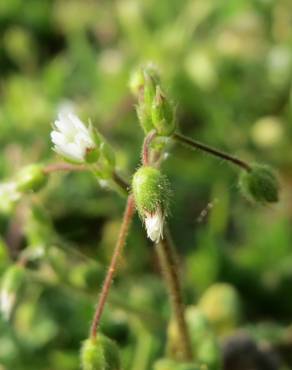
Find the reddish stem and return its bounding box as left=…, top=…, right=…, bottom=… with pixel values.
left=142, top=130, right=157, bottom=166
left=90, top=195, right=135, bottom=338
left=43, top=163, right=85, bottom=174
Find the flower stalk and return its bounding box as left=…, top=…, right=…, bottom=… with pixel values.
left=173, top=132, right=251, bottom=172
left=90, top=194, right=135, bottom=339
left=156, top=228, right=193, bottom=361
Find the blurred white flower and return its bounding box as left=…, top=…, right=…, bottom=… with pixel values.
left=0, top=289, right=15, bottom=320
left=0, top=182, right=21, bottom=214
left=51, top=112, right=96, bottom=163
left=145, top=207, right=164, bottom=243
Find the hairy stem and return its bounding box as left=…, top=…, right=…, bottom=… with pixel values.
left=173, top=132, right=251, bottom=172
left=43, top=163, right=86, bottom=174
left=156, top=228, right=193, bottom=361
left=90, top=195, right=135, bottom=338
left=113, top=170, right=130, bottom=194
left=142, top=130, right=157, bottom=166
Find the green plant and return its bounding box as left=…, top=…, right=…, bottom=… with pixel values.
left=0, top=63, right=280, bottom=369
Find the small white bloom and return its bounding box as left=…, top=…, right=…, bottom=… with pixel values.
left=0, top=182, right=21, bottom=213
left=0, top=290, right=15, bottom=320
left=51, top=112, right=96, bottom=163
left=145, top=207, right=164, bottom=243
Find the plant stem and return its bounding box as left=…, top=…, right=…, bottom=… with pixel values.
left=173, top=132, right=251, bottom=172
left=113, top=171, right=130, bottom=194
left=43, top=163, right=86, bottom=174
left=90, top=195, right=135, bottom=339
left=156, top=227, right=193, bottom=361
left=142, top=130, right=157, bottom=166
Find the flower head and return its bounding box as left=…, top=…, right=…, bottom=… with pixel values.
left=145, top=207, right=164, bottom=243
left=51, top=112, right=96, bottom=163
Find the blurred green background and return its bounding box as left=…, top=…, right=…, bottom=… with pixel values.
left=0, top=0, right=292, bottom=369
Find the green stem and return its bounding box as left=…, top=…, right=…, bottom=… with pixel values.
left=173, top=132, right=251, bottom=172
left=113, top=170, right=130, bottom=194
left=90, top=195, right=135, bottom=339
left=156, top=227, right=193, bottom=361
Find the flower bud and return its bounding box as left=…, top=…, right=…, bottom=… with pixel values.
left=129, top=68, right=144, bottom=97
left=132, top=166, right=171, bottom=243
left=15, top=164, right=47, bottom=193
left=196, top=334, right=222, bottom=370
left=132, top=63, right=161, bottom=133
left=0, top=264, right=25, bottom=320
left=198, top=283, right=241, bottom=335
left=239, top=163, right=279, bottom=203
left=81, top=335, right=121, bottom=370
left=153, top=358, right=201, bottom=370
left=136, top=104, right=154, bottom=133
left=167, top=306, right=210, bottom=359
left=142, top=64, right=160, bottom=108
left=151, top=86, right=176, bottom=136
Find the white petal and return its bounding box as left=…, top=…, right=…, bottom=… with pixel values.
left=54, top=117, right=74, bottom=136
left=75, top=132, right=95, bottom=150
left=51, top=111, right=96, bottom=163
left=50, top=131, right=66, bottom=147
left=145, top=209, right=164, bottom=243
left=68, top=113, right=89, bottom=134
left=0, top=291, right=14, bottom=320
left=54, top=143, right=84, bottom=162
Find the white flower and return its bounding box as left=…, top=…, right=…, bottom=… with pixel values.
left=0, top=289, right=15, bottom=320
left=0, top=182, right=21, bottom=213
left=144, top=207, right=164, bottom=243
left=51, top=112, right=96, bottom=163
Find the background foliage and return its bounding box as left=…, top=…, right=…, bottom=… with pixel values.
left=0, top=0, right=292, bottom=369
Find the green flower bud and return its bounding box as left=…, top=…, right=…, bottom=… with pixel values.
left=239, top=163, right=279, bottom=203
left=168, top=306, right=210, bottom=359
left=129, top=68, right=144, bottom=97
left=196, top=334, right=221, bottom=370
left=0, top=264, right=25, bottom=320
left=132, top=166, right=171, bottom=243
left=151, top=86, right=176, bottom=136
left=153, top=358, right=201, bottom=370
left=136, top=104, right=154, bottom=133
left=133, top=63, right=161, bottom=133
left=15, top=164, right=47, bottom=193
left=143, top=64, right=160, bottom=108
left=198, top=283, right=241, bottom=335
left=81, top=335, right=121, bottom=370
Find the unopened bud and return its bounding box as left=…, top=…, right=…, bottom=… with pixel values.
left=153, top=358, right=201, bottom=370
left=136, top=104, right=154, bottom=133
left=151, top=86, right=176, bottom=136
left=239, top=163, right=279, bottom=203
left=131, top=63, right=161, bottom=134
left=143, top=64, right=160, bottom=107
left=81, top=334, right=121, bottom=370
left=198, top=283, right=241, bottom=334
left=15, top=164, right=47, bottom=193
left=129, top=68, right=144, bottom=97
left=132, top=166, right=171, bottom=243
